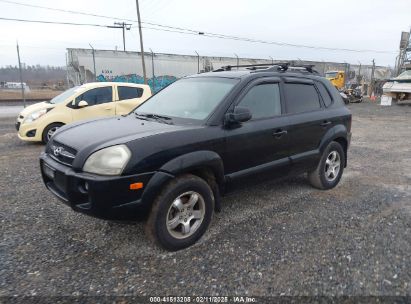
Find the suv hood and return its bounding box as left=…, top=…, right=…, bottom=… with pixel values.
left=51, top=115, right=190, bottom=152
left=19, top=101, right=55, bottom=117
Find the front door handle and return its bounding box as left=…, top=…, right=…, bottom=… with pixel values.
left=273, top=129, right=288, bottom=138
left=104, top=107, right=111, bottom=110
left=320, top=121, right=332, bottom=127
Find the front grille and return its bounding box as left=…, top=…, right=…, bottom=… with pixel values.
left=15, top=122, right=20, bottom=131
left=47, top=140, right=77, bottom=166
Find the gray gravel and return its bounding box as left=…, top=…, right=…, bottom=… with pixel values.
left=0, top=102, right=410, bottom=298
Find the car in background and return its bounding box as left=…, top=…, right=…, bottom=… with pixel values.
left=16, top=82, right=152, bottom=143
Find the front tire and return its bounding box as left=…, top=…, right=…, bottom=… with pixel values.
left=146, top=174, right=214, bottom=251
left=308, top=141, right=345, bottom=190
left=42, top=123, right=64, bottom=144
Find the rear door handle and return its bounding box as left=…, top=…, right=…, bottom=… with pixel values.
left=320, top=121, right=332, bottom=127
left=273, top=129, right=288, bottom=138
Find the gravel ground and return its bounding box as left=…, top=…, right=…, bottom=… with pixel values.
left=0, top=102, right=410, bottom=299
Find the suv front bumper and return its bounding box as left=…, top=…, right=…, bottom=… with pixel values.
left=40, top=152, right=158, bottom=220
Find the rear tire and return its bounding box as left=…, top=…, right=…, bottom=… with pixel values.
left=145, top=174, right=214, bottom=251
left=308, top=141, right=345, bottom=190
left=42, top=123, right=64, bottom=144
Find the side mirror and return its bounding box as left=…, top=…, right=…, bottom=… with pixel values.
left=225, top=106, right=252, bottom=126
left=77, top=100, right=89, bottom=108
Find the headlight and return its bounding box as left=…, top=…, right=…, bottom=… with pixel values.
left=83, top=145, right=131, bottom=176
left=24, top=109, right=49, bottom=123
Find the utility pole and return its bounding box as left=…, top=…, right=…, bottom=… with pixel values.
left=135, top=0, right=147, bottom=84
left=89, top=43, right=97, bottom=81
left=16, top=42, right=26, bottom=108
left=107, top=22, right=131, bottom=51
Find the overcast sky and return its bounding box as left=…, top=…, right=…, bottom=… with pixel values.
left=0, top=0, right=410, bottom=67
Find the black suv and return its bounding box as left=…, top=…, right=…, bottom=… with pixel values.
left=40, top=64, right=351, bottom=250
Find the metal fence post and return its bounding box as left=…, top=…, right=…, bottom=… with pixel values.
left=234, top=53, right=239, bottom=69
left=149, top=48, right=155, bottom=92
left=195, top=51, right=200, bottom=73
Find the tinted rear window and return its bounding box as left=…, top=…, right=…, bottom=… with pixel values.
left=316, top=82, right=333, bottom=107
left=118, top=86, right=143, bottom=100
left=284, top=83, right=321, bottom=114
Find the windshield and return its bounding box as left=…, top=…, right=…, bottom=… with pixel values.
left=49, top=86, right=80, bottom=104
left=396, top=70, right=411, bottom=79
left=135, top=77, right=239, bottom=120
left=325, top=72, right=338, bottom=79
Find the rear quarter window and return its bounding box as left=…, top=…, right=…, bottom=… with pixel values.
left=316, top=82, right=333, bottom=107
left=284, top=83, right=321, bottom=114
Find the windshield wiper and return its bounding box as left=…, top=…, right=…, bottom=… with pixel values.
left=134, top=113, right=173, bottom=124
left=134, top=113, right=150, bottom=121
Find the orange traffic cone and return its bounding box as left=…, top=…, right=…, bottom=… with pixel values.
left=370, top=92, right=376, bottom=102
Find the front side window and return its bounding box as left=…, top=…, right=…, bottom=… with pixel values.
left=76, top=87, right=112, bottom=106
left=284, top=83, right=321, bottom=114
left=238, top=83, right=281, bottom=119
left=136, top=77, right=239, bottom=120
left=118, top=86, right=143, bottom=101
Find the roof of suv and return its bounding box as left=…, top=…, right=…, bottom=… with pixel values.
left=188, top=64, right=325, bottom=81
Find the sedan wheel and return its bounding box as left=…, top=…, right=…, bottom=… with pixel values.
left=42, top=123, right=64, bottom=144
left=47, top=126, right=60, bottom=141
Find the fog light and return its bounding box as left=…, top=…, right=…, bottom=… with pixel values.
left=79, top=181, right=89, bottom=194
left=26, top=129, right=36, bottom=137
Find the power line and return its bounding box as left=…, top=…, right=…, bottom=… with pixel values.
left=0, top=0, right=130, bottom=22
left=0, top=0, right=136, bottom=22
left=0, top=0, right=397, bottom=54
left=140, top=26, right=397, bottom=54
left=0, top=16, right=110, bottom=27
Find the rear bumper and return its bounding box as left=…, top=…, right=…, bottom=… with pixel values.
left=40, top=152, right=166, bottom=220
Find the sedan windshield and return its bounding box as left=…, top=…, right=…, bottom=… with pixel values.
left=135, top=77, right=239, bottom=120
left=49, top=86, right=80, bottom=104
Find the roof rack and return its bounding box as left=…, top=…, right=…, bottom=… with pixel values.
left=213, top=62, right=319, bottom=74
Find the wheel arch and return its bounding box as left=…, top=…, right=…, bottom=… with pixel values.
left=153, top=151, right=225, bottom=211
left=319, top=125, right=349, bottom=167
left=41, top=121, right=66, bottom=143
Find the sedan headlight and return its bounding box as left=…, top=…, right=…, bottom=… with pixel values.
left=83, top=145, right=131, bottom=176
left=24, top=109, right=49, bottom=123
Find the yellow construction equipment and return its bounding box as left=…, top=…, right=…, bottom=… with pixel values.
left=325, top=71, right=345, bottom=89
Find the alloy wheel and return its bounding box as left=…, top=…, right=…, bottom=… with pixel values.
left=47, top=126, right=59, bottom=141
left=324, top=150, right=341, bottom=182
left=166, top=191, right=205, bottom=239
